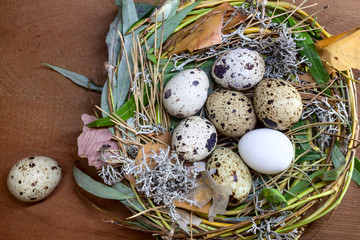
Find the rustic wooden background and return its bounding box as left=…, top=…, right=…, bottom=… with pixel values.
left=0, top=0, right=359, bottom=239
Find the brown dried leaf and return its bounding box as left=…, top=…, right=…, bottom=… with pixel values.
left=174, top=171, right=231, bottom=219
left=164, top=3, right=248, bottom=54
left=77, top=114, right=118, bottom=169
left=315, top=27, right=360, bottom=73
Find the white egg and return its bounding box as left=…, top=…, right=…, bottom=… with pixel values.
left=238, top=129, right=293, bottom=174
left=172, top=116, right=217, bottom=162
left=7, top=156, right=62, bottom=202
left=163, top=68, right=209, bottom=118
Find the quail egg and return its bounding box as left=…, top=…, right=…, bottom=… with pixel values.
left=211, top=47, right=265, bottom=90
left=205, top=88, right=257, bottom=137
left=238, top=129, right=294, bottom=174
left=163, top=68, right=209, bottom=118
left=172, top=116, right=217, bottom=162
left=253, top=78, right=302, bottom=130
left=7, top=156, right=62, bottom=202
left=207, top=147, right=252, bottom=206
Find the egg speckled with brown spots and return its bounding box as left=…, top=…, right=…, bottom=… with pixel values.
left=205, top=88, right=257, bottom=137
left=211, top=48, right=265, bottom=90
left=253, top=78, right=302, bottom=130
left=163, top=68, right=209, bottom=118
left=7, top=156, right=62, bottom=202
left=207, top=147, right=252, bottom=206
left=172, top=116, right=217, bottom=162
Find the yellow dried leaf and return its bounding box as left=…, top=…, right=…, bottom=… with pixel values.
left=315, top=27, right=360, bottom=73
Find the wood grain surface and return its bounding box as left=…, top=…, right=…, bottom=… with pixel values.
left=0, top=0, right=359, bottom=239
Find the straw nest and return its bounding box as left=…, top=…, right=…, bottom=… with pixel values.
left=72, top=1, right=359, bottom=239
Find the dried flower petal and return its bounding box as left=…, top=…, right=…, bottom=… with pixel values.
left=77, top=114, right=118, bottom=169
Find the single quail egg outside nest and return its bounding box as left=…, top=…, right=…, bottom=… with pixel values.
left=253, top=78, right=302, bottom=130
left=172, top=116, right=217, bottom=162
left=211, top=47, right=265, bottom=91
left=163, top=68, right=209, bottom=118
left=7, top=156, right=62, bottom=202
left=207, top=147, right=252, bottom=206
left=205, top=88, right=257, bottom=137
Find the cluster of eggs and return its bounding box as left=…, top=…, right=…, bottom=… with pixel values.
left=163, top=47, right=302, bottom=205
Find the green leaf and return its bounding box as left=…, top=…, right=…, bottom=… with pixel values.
left=352, top=157, right=360, bottom=186
left=112, top=182, right=144, bottom=211
left=284, top=169, right=325, bottom=200
left=287, top=18, right=330, bottom=91
left=44, top=64, right=102, bottom=92
left=150, top=0, right=179, bottom=22
left=73, top=166, right=133, bottom=201
left=126, top=1, right=159, bottom=34
left=317, top=164, right=346, bottom=181
left=87, top=91, right=149, bottom=128
left=331, top=142, right=346, bottom=168
left=146, top=1, right=200, bottom=50
left=291, top=119, right=311, bottom=151
left=121, top=0, right=138, bottom=35
left=135, top=2, right=155, bottom=19
left=262, top=188, right=288, bottom=206
left=295, top=149, right=324, bottom=163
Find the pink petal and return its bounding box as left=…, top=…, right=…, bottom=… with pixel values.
left=77, top=114, right=118, bottom=169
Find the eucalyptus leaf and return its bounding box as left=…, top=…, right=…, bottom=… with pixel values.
left=317, top=164, right=346, bottom=181
left=146, top=1, right=200, bottom=50
left=44, top=64, right=102, bottom=92
left=73, top=166, right=133, bottom=201
left=352, top=157, right=360, bottom=186
left=295, top=149, right=324, bottom=163
left=150, top=0, right=179, bottom=22
left=105, top=2, right=123, bottom=97
left=283, top=169, right=325, bottom=200
left=224, top=216, right=252, bottom=222
left=135, top=2, right=156, bottom=19
left=262, top=188, right=288, bottom=206
left=287, top=17, right=330, bottom=92
left=100, top=80, right=112, bottom=119
left=331, top=142, right=346, bottom=168
left=88, top=92, right=149, bottom=128
left=112, top=182, right=144, bottom=211
left=291, top=119, right=311, bottom=151
left=121, top=0, right=138, bottom=35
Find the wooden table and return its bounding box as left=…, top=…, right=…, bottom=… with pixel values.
left=1, top=0, right=359, bottom=239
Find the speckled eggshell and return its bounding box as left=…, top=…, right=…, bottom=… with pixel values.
left=253, top=78, right=302, bottom=130
left=238, top=129, right=294, bottom=174
left=211, top=48, right=265, bottom=90
left=172, top=116, right=217, bottom=162
left=205, top=88, right=257, bottom=137
left=207, top=147, right=252, bottom=206
left=7, top=156, right=62, bottom=202
left=163, top=68, right=209, bottom=118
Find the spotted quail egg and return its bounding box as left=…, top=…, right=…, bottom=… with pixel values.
left=253, top=78, right=302, bottom=130
left=172, top=116, right=217, bottom=162
left=207, top=147, right=252, bottom=206
left=205, top=88, right=257, bottom=137
left=211, top=47, right=265, bottom=90
left=7, top=156, right=62, bottom=202
left=163, top=68, right=209, bottom=118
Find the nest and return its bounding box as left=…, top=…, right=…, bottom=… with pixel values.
left=71, top=1, right=359, bottom=239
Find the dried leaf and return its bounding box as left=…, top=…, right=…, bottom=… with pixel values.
left=164, top=3, right=247, bottom=54
left=315, top=27, right=360, bottom=73
left=175, top=171, right=231, bottom=219
left=77, top=114, right=118, bottom=169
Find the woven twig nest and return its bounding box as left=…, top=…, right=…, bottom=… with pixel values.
left=70, top=1, right=359, bottom=239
